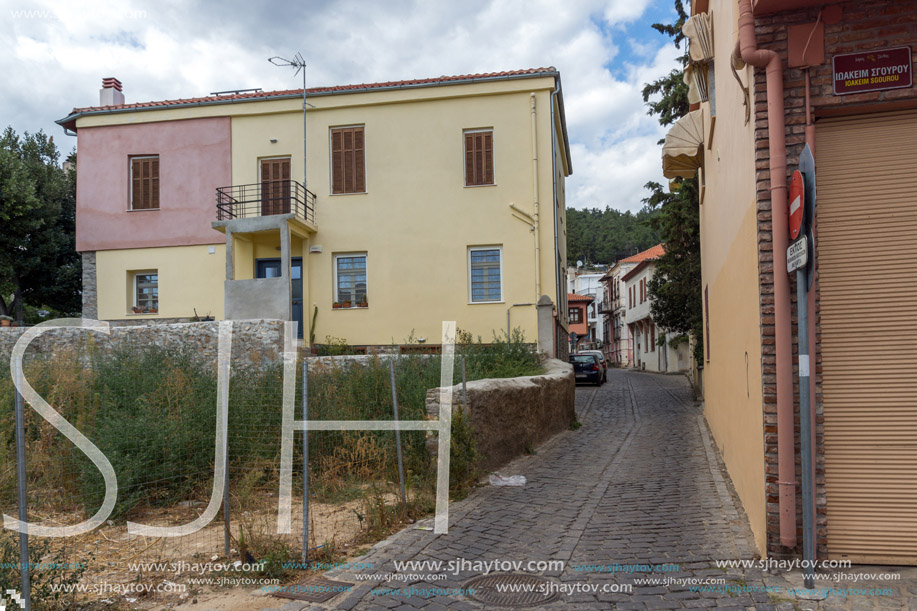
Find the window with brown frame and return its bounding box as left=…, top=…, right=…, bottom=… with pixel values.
left=650, top=324, right=655, bottom=352
left=464, top=129, right=494, bottom=186
left=130, top=156, right=159, bottom=210
left=330, top=126, right=365, bottom=194
left=570, top=306, right=583, bottom=324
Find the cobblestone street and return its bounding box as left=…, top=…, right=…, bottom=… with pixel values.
left=261, top=369, right=913, bottom=610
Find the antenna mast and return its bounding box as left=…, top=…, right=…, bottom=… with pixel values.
left=269, top=53, right=308, bottom=190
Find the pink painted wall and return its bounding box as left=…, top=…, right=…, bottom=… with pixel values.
left=75, top=117, right=231, bottom=251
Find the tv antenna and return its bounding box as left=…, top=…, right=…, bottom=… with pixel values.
left=269, top=53, right=309, bottom=190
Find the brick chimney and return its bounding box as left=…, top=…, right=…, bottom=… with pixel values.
left=99, top=77, right=124, bottom=106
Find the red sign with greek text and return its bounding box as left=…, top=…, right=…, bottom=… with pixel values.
left=833, top=47, right=912, bottom=95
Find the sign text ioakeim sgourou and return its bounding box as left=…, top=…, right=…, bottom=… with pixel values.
left=5, top=319, right=457, bottom=538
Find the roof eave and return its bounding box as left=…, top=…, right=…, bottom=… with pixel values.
left=553, top=74, right=573, bottom=175
left=57, top=70, right=561, bottom=132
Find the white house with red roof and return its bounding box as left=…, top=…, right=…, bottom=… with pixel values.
left=615, top=244, right=690, bottom=373
left=600, top=244, right=662, bottom=366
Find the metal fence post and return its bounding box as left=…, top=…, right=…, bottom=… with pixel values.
left=14, top=370, right=32, bottom=611
left=302, top=359, right=309, bottom=564
left=461, top=356, right=467, bottom=410
left=389, top=359, right=406, bottom=508
left=223, top=395, right=231, bottom=557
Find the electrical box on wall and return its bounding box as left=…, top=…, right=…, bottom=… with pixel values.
left=788, top=21, right=825, bottom=68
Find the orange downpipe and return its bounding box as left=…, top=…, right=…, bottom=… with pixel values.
left=736, top=0, right=796, bottom=549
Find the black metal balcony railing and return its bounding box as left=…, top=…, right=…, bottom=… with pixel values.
left=216, top=180, right=316, bottom=223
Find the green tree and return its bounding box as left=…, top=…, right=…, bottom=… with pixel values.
left=0, top=128, right=80, bottom=320
left=566, top=206, right=661, bottom=265
left=641, top=0, right=704, bottom=361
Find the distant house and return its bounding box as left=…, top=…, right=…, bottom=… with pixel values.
left=58, top=69, right=574, bottom=353
left=600, top=244, right=664, bottom=366
left=566, top=293, right=594, bottom=351
left=621, top=251, right=689, bottom=373
left=567, top=266, right=607, bottom=347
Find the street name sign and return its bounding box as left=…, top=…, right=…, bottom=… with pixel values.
left=833, top=46, right=912, bottom=95
left=787, top=237, right=808, bottom=273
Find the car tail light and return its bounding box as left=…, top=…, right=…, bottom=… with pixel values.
left=592, top=364, right=599, bottom=371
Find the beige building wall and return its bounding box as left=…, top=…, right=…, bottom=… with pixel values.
left=96, top=245, right=226, bottom=321
left=80, top=76, right=569, bottom=346
left=696, top=0, right=767, bottom=555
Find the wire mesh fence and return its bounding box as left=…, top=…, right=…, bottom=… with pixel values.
left=0, top=324, right=540, bottom=610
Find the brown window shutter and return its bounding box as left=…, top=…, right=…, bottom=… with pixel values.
left=331, top=130, right=343, bottom=194
left=343, top=129, right=354, bottom=193
left=150, top=158, right=160, bottom=209
left=131, top=157, right=159, bottom=210
left=475, top=134, right=485, bottom=185
left=131, top=159, right=142, bottom=209
left=464, top=131, right=494, bottom=186
left=141, top=159, right=152, bottom=210
left=331, top=126, right=365, bottom=194
left=465, top=133, right=475, bottom=186
left=353, top=127, right=365, bottom=192
left=483, top=131, right=493, bottom=184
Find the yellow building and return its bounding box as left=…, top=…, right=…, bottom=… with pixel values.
left=59, top=69, right=573, bottom=350
left=666, top=0, right=917, bottom=565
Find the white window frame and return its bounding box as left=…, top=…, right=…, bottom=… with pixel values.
left=462, top=128, right=497, bottom=188
left=128, top=155, right=160, bottom=212
left=467, top=246, right=503, bottom=304
left=333, top=252, right=368, bottom=308
left=132, top=270, right=159, bottom=313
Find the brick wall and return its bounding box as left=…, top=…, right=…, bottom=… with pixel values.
left=751, top=1, right=917, bottom=558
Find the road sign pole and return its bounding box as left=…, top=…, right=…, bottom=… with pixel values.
left=13, top=369, right=32, bottom=611
left=797, top=268, right=815, bottom=589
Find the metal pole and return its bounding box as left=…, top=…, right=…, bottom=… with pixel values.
left=797, top=268, right=815, bottom=589
left=14, top=370, right=31, bottom=610
left=461, top=356, right=467, bottom=411
left=223, top=417, right=230, bottom=557
left=302, top=359, right=309, bottom=563
left=389, top=360, right=406, bottom=508
left=302, top=65, right=309, bottom=191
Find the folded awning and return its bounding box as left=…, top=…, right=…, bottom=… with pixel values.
left=661, top=109, right=704, bottom=179
left=683, top=12, right=714, bottom=62
left=684, top=63, right=709, bottom=104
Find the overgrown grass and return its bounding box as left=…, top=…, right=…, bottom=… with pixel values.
left=0, top=328, right=542, bottom=528
left=0, top=531, right=87, bottom=611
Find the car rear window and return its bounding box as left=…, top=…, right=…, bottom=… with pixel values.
left=571, top=355, right=594, bottom=363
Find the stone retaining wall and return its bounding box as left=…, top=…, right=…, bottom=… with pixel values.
left=0, top=319, right=285, bottom=369
left=425, top=358, right=575, bottom=473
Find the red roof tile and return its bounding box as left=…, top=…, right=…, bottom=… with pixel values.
left=567, top=293, right=595, bottom=302
left=619, top=243, right=665, bottom=264
left=61, top=67, right=557, bottom=120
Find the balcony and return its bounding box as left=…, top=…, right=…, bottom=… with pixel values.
left=216, top=180, right=315, bottom=224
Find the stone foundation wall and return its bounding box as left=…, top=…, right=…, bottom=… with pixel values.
left=81, top=251, right=97, bottom=319
left=0, top=319, right=285, bottom=369
left=425, top=358, right=575, bottom=473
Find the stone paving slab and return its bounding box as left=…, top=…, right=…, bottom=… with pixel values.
left=293, top=370, right=916, bottom=610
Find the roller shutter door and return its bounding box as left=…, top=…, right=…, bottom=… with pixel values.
left=816, top=109, right=917, bottom=565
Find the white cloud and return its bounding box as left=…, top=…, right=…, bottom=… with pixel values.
left=0, top=0, right=680, bottom=211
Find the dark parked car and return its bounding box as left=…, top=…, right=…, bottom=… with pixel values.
left=570, top=353, right=603, bottom=386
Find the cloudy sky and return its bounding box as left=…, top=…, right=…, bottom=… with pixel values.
left=2, top=0, right=682, bottom=212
